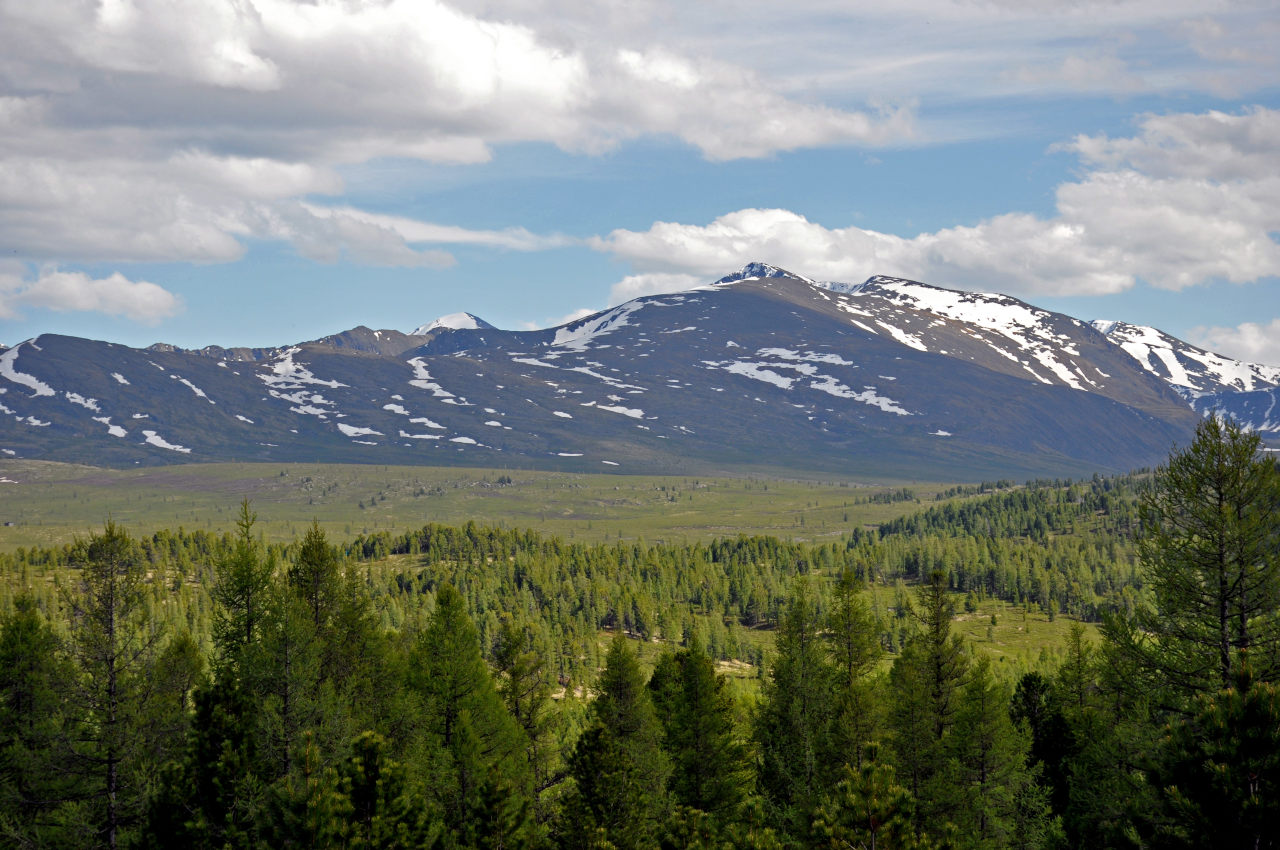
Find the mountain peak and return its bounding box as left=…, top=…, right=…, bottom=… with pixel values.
left=714, top=262, right=813, bottom=286
left=410, top=312, right=496, bottom=336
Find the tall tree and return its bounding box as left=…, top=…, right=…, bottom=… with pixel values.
left=1112, top=414, right=1280, bottom=703
left=754, top=584, right=838, bottom=837
left=289, top=521, right=342, bottom=635
left=63, top=522, right=166, bottom=850
left=212, top=500, right=275, bottom=676
left=888, top=570, right=968, bottom=838
left=648, top=642, right=749, bottom=822
left=826, top=568, right=883, bottom=771
left=492, top=617, right=559, bottom=822
left=568, top=633, right=669, bottom=850
left=950, top=656, right=1047, bottom=848
left=0, top=597, right=74, bottom=846
left=409, top=584, right=529, bottom=843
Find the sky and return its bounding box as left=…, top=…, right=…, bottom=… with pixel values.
left=1, top=0, right=1278, bottom=366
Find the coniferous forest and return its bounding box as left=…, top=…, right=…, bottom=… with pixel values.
left=1, top=415, right=1277, bottom=849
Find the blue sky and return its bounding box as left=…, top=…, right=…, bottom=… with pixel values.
left=1, top=0, right=1278, bottom=366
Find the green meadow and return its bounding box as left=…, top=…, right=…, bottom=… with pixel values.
left=0, top=459, right=954, bottom=551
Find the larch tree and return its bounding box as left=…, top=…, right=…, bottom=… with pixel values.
left=63, top=522, right=166, bottom=850
left=1113, top=413, right=1280, bottom=704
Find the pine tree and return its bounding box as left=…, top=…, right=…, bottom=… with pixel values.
left=289, top=521, right=342, bottom=635
left=1148, top=664, right=1280, bottom=849
left=142, top=683, right=269, bottom=849
left=212, top=500, right=275, bottom=676
left=754, top=584, right=838, bottom=837
left=62, top=521, right=167, bottom=850
left=950, top=656, right=1046, bottom=848
left=648, top=642, right=749, bottom=822
left=812, top=745, right=922, bottom=850
left=888, top=570, right=968, bottom=838
left=826, top=569, right=883, bottom=771
left=1112, top=414, right=1280, bottom=703
left=245, top=581, right=327, bottom=783
left=0, top=596, right=75, bottom=845
left=568, top=633, right=670, bottom=850
left=493, top=618, right=559, bottom=822
left=410, top=584, right=529, bottom=843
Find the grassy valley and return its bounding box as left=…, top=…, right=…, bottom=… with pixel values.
left=0, top=459, right=947, bottom=550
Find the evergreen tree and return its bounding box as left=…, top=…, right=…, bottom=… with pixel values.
left=492, top=618, right=559, bottom=822
left=812, top=746, right=922, bottom=850
left=1147, top=664, right=1280, bottom=849
left=142, top=683, right=269, bottom=849
left=410, top=584, right=529, bottom=844
left=950, top=656, right=1046, bottom=848
left=212, top=500, right=275, bottom=676
left=245, top=580, right=328, bottom=783
left=826, top=569, right=883, bottom=771
left=754, top=584, right=838, bottom=837
left=62, top=522, right=167, bottom=849
left=567, top=633, right=669, bottom=850
left=0, top=596, right=74, bottom=845
left=338, top=730, right=440, bottom=849
left=1112, top=414, right=1280, bottom=704
left=1010, top=671, right=1073, bottom=817
left=648, top=642, right=749, bottom=822
left=888, top=570, right=968, bottom=838
left=289, top=521, right=342, bottom=636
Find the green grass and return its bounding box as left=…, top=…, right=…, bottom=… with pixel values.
left=0, top=459, right=960, bottom=551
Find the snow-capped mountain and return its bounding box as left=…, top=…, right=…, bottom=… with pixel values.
left=1089, top=320, right=1280, bottom=396
left=410, top=312, right=496, bottom=336
left=1, top=265, right=1272, bottom=479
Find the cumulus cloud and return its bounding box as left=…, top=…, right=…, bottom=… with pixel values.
left=1189, top=319, right=1280, bottom=369
left=591, top=107, right=1280, bottom=298
left=0, top=268, right=182, bottom=324
left=0, top=0, right=914, bottom=281
left=519, top=306, right=597, bottom=331
left=608, top=273, right=705, bottom=305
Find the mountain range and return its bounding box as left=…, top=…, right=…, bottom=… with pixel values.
left=2, top=263, right=1277, bottom=481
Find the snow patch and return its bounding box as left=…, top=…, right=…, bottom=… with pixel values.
left=399, top=430, right=442, bottom=439
left=337, top=424, right=383, bottom=438
left=175, top=376, right=214, bottom=403
left=93, top=416, right=127, bottom=437
left=552, top=302, right=645, bottom=351
left=66, top=392, right=101, bottom=411
left=142, top=430, right=190, bottom=453
left=0, top=344, right=55, bottom=397
left=111, top=372, right=130, bottom=385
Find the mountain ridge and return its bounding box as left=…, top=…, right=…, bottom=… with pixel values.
left=1, top=265, right=1274, bottom=479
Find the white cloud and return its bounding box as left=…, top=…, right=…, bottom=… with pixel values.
left=1189, top=319, right=1280, bottom=369
left=1060, top=106, right=1280, bottom=180
left=592, top=107, right=1280, bottom=298
left=0, top=0, right=914, bottom=271
left=300, top=205, right=573, bottom=252
left=1005, top=53, right=1147, bottom=94
left=0, top=268, right=182, bottom=323
left=608, top=273, right=705, bottom=304
left=520, top=306, right=597, bottom=330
